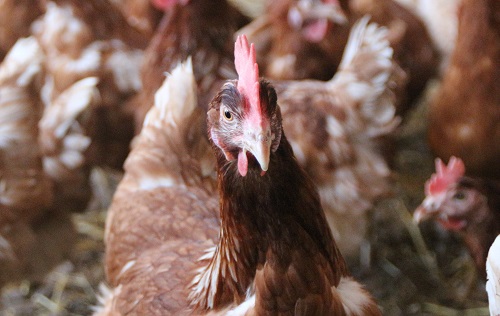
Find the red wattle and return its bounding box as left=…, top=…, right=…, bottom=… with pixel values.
left=238, top=150, right=248, bottom=177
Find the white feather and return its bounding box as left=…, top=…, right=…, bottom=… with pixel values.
left=143, top=57, right=197, bottom=129
left=487, top=235, right=500, bottom=316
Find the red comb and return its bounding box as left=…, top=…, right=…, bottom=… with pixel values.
left=234, top=35, right=260, bottom=113
left=425, top=156, right=466, bottom=196
left=151, top=0, right=188, bottom=10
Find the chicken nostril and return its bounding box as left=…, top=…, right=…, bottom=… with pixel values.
left=257, top=133, right=271, bottom=143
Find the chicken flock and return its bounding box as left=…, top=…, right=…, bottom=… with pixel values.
left=0, top=0, right=499, bottom=315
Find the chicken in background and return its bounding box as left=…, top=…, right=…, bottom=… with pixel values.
left=108, top=0, right=163, bottom=39
left=0, top=37, right=97, bottom=285
left=427, top=0, right=500, bottom=179
left=414, top=157, right=500, bottom=277
left=486, top=235, right=500, bottom=316
left=239, top=0, right=351, bottom=81
left=241, top=0, right=437, bottom=116
left=0, top=0, right=43, bottom=62
left=272, top=16, right=402, bottom=258
left=0, top=37, right=50, bottom=240
left=394, top=0, right=460, bottom=71
left=348, top=0, right=439, bottom=114
left=39, top=77, right=99, bottom=213
left=32, top=0, right=144, bottom=169
left=45, top=0, right=151, bottom=49
left=127, top=0, right=249, bottom=134
left=99, top=34, right=380, bottom=314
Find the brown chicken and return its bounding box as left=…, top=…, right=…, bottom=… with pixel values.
left=127, top=0, right=249, bottom=134
left=414, top=157, right=500, bottom=277
left=394, top=0, right=460, bottom=71
left=0, top=37, right=95, bottom=285
left=241, top=0, right=437, bottom=115
left=32, top=0, right=144, bottom=169
left=39, top=77, right=99, bottom=213
left=427, top=0, right=500, bottom=179
left=99, top=36, right=380, bottom=314
left=46, top=0, right=150, bottom=48
left=99, top=59, right=218, bottom=315
left=272, top=16, right=402, bottom=258
left=0, top=0, right=43, bottom=61
left=0, top=37, right=50, bottom=234
left=110, top=0, right=163, bottom=39
left=349, top=0, right=439, bottom=113
left=239, top=0, right=351, bottom=81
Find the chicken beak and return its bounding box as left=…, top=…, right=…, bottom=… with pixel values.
left=413, top=196, right=443, bottom=223
left=413, top=205, right=434, bottom=223
left=249, top=132, right=271, bottom=173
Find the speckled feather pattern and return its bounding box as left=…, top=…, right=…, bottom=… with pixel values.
left=0, top=37, right=52, bottom=221
left=101, top=61, right=220, bottom=315
left=128, top=0, right=247, bottom=133
left=271, top=18, right=400, bottom=257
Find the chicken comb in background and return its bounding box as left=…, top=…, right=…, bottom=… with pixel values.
left=425, top=156, right=465, bottom=197
left=487, top=235, right=500, bottom=316
left=414, top=154, right=500, bottom=276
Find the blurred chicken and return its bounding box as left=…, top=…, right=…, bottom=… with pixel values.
left=487, top=235, right=500, bottom=316
left=241, top=0, right=437, bottom=115
left=127, top=0, right=249, bottom=134
left=109, top=0, right=163, bottom=39
left=239, top=0, right=351, bottom=81
left=394, top=0, right=460, bottom=70
left=0, top=0, right=43, bottom=62
left=46, top=0, right=150, bottom=48
left=0, top=37, right=94, bottom=285
left=99, top=34, right=380, bottom=314
left=414, top=157, right=500, bottom=276
left=32, top=1, right=144, bottom=169
left=0, top=37, right=50, bottom=234
left=348, top=0, right=439, bottom=114
left=39, top=77, right=99, bottom=213
left=272, top=17, right=401, bottom=257
left=427, top=0, right=500, bottom=179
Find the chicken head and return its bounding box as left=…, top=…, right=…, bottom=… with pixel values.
left=207, top=35, right=282, bottom=177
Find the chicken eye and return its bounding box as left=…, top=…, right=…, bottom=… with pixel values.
left=223, top=108, right=233, bottom=121
left=453, top=191, right=466, bottom=200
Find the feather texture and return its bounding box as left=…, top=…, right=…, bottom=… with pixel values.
left=487, top=235, right=500, bottom=316
left=272, top=17, right=401, bottom=257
